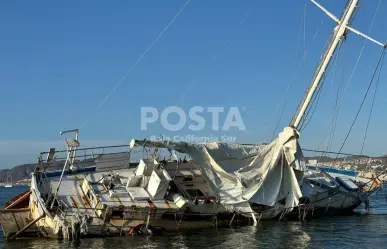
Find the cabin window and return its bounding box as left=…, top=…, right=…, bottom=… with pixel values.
left=185, top=189, right=205, bottom=197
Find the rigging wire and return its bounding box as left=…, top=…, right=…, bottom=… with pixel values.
left=317, top=39, right=346, bottom=160
left=312, top=0, right=382, bottom=154
left=323, top=46, right=346, bottom=166
left=298, top=1, right=383, bottom=214
left=299, top=71, right=329, bottom=131
left=360, top=52, right=385, bottom=154
left=269, top=0, right=308, bottom=140
left=270, top=2, right=326, bottom=140
left=176, top=0, right=260, bottom=104
left=359, top=0, right=383, bottom=155
left=321, top=44, right=344, bottom=155
left=303, top=0, right=308, bottom=59
left=299, top=39, right=346, bottom=132
left=309, top=8, right=362, bottom=151
left=79, top=0, right=191, bottom=130
left=326, top=44, right=345, bottom=153
left=299, top=77, right=323, bottom=131
left=329, top=0, right=381, bottom=129
left=332, top=49, right=386, bottom=165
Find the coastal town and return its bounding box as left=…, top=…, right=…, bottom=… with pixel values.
left=0, top=179, right=30, bottom=187
left=307, top=156, right=387, bottom=173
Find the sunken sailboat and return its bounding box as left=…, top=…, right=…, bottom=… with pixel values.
left=1, top=0, right=386, bottom=240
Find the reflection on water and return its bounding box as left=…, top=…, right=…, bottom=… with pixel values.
left=1, top=186, right=387, bottom=248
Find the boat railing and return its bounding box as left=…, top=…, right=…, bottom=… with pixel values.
left=33, top=143, right=133, bottom=214
left=42, top=171, right=52, bottom=193
left=39, top=144, right=131, bottom=157
left=36, top=172, right=54, bottom=204
left=55, top=199, right=69, bottom=218
left=35, top=144, right=132, bottom=172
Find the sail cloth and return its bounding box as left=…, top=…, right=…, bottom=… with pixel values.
left=234, top=127, right=306, bottom=211
left=130, top=126, right=306, bottom=213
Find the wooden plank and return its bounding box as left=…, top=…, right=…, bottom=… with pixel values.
left=0, top=208, right=34, bottom=237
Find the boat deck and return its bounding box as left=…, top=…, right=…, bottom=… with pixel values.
left=48, top=168, right=178, bottom=214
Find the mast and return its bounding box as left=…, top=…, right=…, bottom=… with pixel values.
left=7, top=171, right=12, bottom=184
left=290, top=0, right=359, bottom=128
left=5, top=170, right=13, bottom=187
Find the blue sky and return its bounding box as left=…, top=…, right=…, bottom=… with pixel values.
left=1, top=0, right=387, bottom=168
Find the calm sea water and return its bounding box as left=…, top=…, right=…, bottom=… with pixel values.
left=1, top=186, right=387, bottom=249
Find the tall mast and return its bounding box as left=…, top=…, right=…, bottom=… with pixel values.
left=290, top=0, right=359, bottom=128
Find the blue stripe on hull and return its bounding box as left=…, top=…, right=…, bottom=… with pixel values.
left=307, top=165, right=359, bottom=177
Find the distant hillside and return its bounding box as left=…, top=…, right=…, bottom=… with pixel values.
left=0, top=160, right=71, bottom=184
left=2, top=156, right=339, bottom=183
left=0, top=164, right=36, bottom=183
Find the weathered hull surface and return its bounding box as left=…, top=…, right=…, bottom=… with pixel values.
left=0, top=208, right=39, bottom=239
left=25, top=182, right=252, bottom=239
left=284, top=190, right=365, bottom=221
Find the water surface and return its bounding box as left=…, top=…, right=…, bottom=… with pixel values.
left=1, top=186, right=387, bottom=249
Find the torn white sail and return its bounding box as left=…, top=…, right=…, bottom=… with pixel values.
left=131, top=126, right=306, bottom=212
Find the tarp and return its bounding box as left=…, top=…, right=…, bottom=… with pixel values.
left=131, top=126, right=306, bottom=213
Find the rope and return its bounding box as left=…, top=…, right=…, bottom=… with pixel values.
left=332, top=49, right=385, bottom=166
left=79, top=0, right=191, bottom=129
